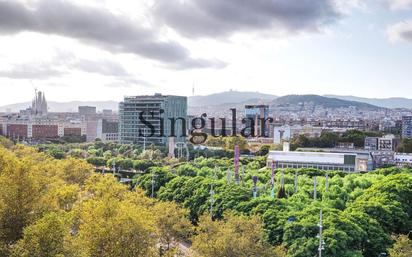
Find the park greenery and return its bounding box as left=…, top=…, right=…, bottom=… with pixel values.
left=0, top=135, right=411, bottom=257
left=290, top=130, right=384, bottom=149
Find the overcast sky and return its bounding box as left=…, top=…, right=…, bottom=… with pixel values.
left=1, top=0, right=412, bottom=105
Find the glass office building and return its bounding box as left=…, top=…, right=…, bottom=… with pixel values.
left=119, top=94, right=187, bottom=145
left=244, top=105, right=270, bottom=137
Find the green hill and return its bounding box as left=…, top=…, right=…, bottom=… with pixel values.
left=273, top=94, right=382, bottom=109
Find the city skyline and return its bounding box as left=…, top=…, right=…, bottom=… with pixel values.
left=1, top=0, right=412, bottom=106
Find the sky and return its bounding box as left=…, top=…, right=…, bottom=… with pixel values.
left=0, top=0, right=412, bottom=105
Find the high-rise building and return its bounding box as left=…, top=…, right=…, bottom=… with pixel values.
left=31, top=90, right=48, bottom=116
left=244, top=105, right=270, bottom=137
left=119, top=94, right=187, bottom=145
left=402, top=116, right=412, bottom=139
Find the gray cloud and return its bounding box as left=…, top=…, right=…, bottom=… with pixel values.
left=0, top=49, right=153, bottom=87
left=0, top=0, right=222, bottom=69
left=170, top=58, right=228, bottom=70
left=70, top=58, right=154, bottom=87
left=153, top=0, right=341, bottom=38
left=74, top=59, right=129, bottom=77
left=0, top=63, right=65, bottom=79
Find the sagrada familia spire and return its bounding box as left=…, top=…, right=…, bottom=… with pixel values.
left=31, top=89, right=48, bottom=116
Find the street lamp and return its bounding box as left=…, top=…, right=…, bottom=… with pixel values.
left=151, top=172, right=157, bottom=198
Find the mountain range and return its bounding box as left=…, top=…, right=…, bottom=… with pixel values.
left=272, top=95, right=380, bottom=110
left=188, top=90, right=276, bottom=107
left=325, top=95, right=412, bottom=109
left=1, top=91, right=411, bottom=112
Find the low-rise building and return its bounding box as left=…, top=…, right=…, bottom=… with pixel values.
left=394, top=153, right=412, bottom=167
left=267, top=150, right=372, bottom=172
left=378, top=134, right=399, bottom=151
left=365, top=137, right=379, bottom=150
left=96, top=118, right=119, bottom=142
left=79, top=106, right=97, bottom=117
left=1, top=118, right=86, bottom=140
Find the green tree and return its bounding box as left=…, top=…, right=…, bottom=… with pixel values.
left=135, top=167, right=176, bottom=197
left=192, top=212, right=277, bottom=257
left=223, top=136, right=248, bottom=151
left=75, top=198, right=157, bottom=257
left=153, top=201, right=193, bottom=251
left=397, top=138, right=412, bottom=153
left=177, top=164, right=199, bottom=177
left=389, top=234, right=412, bottom=257
left=256, top=144, right=271, bottom=156
left=11, top=212, right=72, bottom=257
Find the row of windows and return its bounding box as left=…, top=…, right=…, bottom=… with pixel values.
left=271, top=162, right=356, bottom=172
left=395, top=158, right=412, bottom=162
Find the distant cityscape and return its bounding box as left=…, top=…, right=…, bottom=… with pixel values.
left=1, top=90, right=412, bottom=172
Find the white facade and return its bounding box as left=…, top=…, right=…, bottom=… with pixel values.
left=378, top=134, right=396, bottom=151
left=394, top=153, right=412, bottom=166
left=267, top=150, right=371, bottom=172
left=96, top=119, right=119, bottom=142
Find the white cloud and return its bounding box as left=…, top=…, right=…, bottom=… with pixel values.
left=386, top=0, right=412, bottom=9
left=387, top=20, right=412, bottom=42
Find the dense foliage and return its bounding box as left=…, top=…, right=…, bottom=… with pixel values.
left=145, top=157, right=412, bottom=257
left=0, top=138, right=283, bottom=257
left=1, top=136, right=411, bottom=257
left=291, top=130, right=384, bottom=149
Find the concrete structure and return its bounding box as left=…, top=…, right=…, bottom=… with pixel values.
left=6, top=123, right=28, bottom=139
left=1, top=118, right=86, bottom=140
left=378, top=134, right=398, bottom=151
left=371, top=150, right=395, bottom=168
left=102, top=109, right=113, bottom=115
left=32, top=124, right=58, bottom=138
left=96, top=119, right=119, bottom=142
left=119, top=94, right=187, bottom=145
left=267, top=150, right=371, bottom=172
left=364, top=137, right=379, bottom=150
left=63, top=127, right=82, bottom=137
left=402, top=116, right=412, bottom=139
left=394, top=153, right=412, bottom=167
left=85, top=119, right=98, bottom=142
left=79, top=106, right=97, bottom=117
left=336, top=142, right=355, bottom=149
left=245, top=105, right=270, bottom=137
left=365, top=135, right=400, bottom=151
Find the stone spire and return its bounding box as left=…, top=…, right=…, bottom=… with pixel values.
left=31, top=90, right=48, bottom=116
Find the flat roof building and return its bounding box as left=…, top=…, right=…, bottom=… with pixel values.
left=267, top=150, right=372, bottom=172
left=79, top=106, right=97, bottom=117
